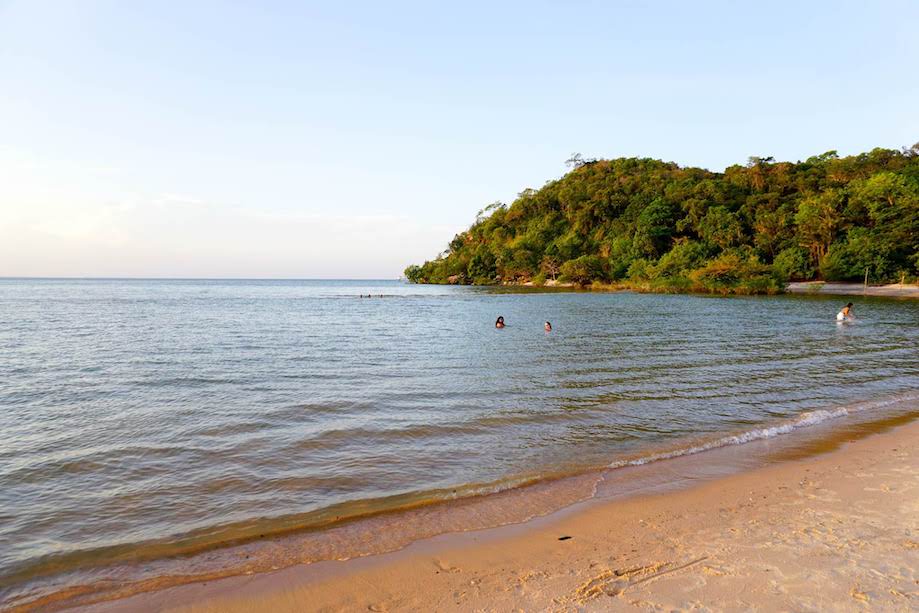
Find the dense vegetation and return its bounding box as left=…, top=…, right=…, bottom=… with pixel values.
left=405, top=147, right=919, bottom=294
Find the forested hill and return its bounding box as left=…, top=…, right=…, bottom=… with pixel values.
left=405, top=147, right=919, bottom=294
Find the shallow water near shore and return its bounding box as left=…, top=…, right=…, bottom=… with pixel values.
left=1, top=279, right=917, bottom=609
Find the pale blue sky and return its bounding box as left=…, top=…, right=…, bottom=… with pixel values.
left=1, top=0, right=917, bottom=278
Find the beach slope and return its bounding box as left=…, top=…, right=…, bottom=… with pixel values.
left=90, top=419, right=919, bottom=612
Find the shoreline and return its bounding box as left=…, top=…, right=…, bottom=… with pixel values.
left=63, top=404, right=919, bottom=612
left=444, top=279, right=919, bottom=299
left=785, top=281, right=919, bottom=299
left=6, top=396, right=915, bottom=611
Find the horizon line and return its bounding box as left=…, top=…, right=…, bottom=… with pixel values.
left=0, top=276, right=404, bottom=281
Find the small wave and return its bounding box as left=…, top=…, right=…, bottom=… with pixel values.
left=128, top=376, right=240, bottom=388
left=608, top=393, right=919, bottom=469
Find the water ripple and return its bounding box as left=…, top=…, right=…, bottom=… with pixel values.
left=0, top=278, right=916, bottom=594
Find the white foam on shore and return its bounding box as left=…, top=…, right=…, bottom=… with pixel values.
left=608, top=394, right=918, bottom=469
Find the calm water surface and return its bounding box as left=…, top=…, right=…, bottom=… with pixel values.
left=1, top=279, right=917, bottom=602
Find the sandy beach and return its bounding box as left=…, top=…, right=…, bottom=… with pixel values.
left=4, top=3, right=918, bottom=612
left=79, top=418, right=919, bottom=613
left=786, top=282, right=919, bottom=299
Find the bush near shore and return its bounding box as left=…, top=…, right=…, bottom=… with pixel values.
left=405, top=147, right=919, bottom=294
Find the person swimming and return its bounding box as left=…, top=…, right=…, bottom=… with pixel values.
left=495, top=316, right=505, bottom=329
left=544, top=321, right=552, bottom=332
left=836, top=302, right=854, bottom=322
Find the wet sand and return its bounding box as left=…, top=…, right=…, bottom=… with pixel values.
left=84, top=418, right=919, bottom=612
left=786, top=281, right=919, bottom=299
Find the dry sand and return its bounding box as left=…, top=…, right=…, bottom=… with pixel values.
left=786, top=281, right=919, bottom=299
left=86, top=419, right=919, bottom=612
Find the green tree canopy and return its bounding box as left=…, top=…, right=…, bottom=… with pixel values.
left=406, top=148, right=919, bottom=292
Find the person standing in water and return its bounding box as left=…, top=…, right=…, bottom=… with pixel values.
left=495, top=316, right=505, bottom=329
left=836, top=302, right=854, bottom=321
left=544, top=321, right=552, bottom=332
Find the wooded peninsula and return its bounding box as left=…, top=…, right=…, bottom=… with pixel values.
left=405, top=147, right=919, bottom=294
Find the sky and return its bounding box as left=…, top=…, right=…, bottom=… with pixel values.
left=1, top=1, right=917, bottom=278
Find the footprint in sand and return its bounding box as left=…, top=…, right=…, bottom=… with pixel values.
left=518, top=569, right=548, bottom=583
left=434, top=559, right=462, bottom=573
left=568, top=557, right=709, bottom=604
left=702, top=564, right=728, bottom=577
left=850, top=586, right=870, bottom=602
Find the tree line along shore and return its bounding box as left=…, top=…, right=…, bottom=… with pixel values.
left=405, top=146, right=919, bottom=295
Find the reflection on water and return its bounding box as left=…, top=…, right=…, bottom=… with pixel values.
left=0, top=279, right=917, bottom=607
